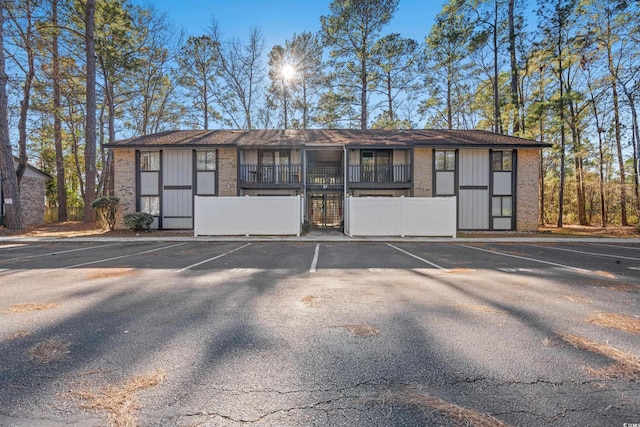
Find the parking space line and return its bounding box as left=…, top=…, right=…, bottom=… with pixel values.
left=534, top=244, right=640, bottom=261
left=43, top=242, right=188, bottom=273
left=177, top=243, right=252, bottom=273
left=1, top=243, right=120, bottom=263
left=0, top=243, right=29, bottom=249
left=590, top=243, right=640, bottom=251
left=310, top=244, right=319, bottom=273
left=459, top=244, right=590, bottom=273
left=387, top=244, right=448, bottom=271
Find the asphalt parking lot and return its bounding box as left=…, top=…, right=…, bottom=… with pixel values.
left=0, top=239, right=639, bottom=426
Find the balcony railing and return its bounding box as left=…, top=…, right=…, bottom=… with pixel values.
left=349, top=164, right=411, bottom=183
left=240, top=164, right=302, bottom=184
left=239, top=164, right=411, bottom=187
left=306, top=167, right=343, bottom=186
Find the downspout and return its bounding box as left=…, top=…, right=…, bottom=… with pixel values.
left=343, top=144, right=348, bottom=235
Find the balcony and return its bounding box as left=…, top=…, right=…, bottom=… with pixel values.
left=348, top=164, right=412, bottom=188
left=239, top=164, right=302, bottom=188
left=306, top=167, right=343, bottom=190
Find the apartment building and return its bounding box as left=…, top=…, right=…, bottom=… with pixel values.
left=106, top=129, right=547, bottom=232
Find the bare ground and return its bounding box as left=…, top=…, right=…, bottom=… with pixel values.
left=0, top=221, right=638, bottom=239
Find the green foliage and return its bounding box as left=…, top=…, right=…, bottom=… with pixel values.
left=91, top=196, right=119, bottom=230
left=123, top=212, right=154, bottom=232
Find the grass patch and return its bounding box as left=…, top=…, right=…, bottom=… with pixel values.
left=85, top=268, right=136, bottom=280
left=564, top=295, right=592, bottom=304
left=301, top=295, right=319, bottom=307
left=594, top=270, right=617, bottom=279
left=28, top=338, right=71, bottom=363
left=70, top=369, right=166, bottom=427
left=585, top=313, right=640, bottom=334
left=559, top=333, right=640, bottom=378
left=444, top=268, right=475, bottom=274
left=339, top=324, right=381, bottom=337
left=401, top=388, right=511, bottom=427
left=454, top=304, right=502, bottom=314
left=5, top=303, right=59, bottom=314
left=3, top=330, right=31, bottom=341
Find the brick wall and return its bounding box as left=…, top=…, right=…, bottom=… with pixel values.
left=516, top=148, right=541, bottom=231
left=413, top=147, right=432, bottom=197
left=19, top=176, right=46, bottom=225
left=112, top=149, right=136, bottom=229
left=218, top=148, right=238, bottom=196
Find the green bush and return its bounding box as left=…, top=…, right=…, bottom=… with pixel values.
left=123, top=212, right=154, bottom=232
left=91, top=196, right=120, bottom=231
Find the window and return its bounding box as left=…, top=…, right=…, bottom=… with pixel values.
left=140, top=196, right=160, bottom=216
left=361, top=150, right=392, bottom=182
left=492, top=151, right=512, bottom=171
left=492, top=196, right=512, bottom=217
left=435, top=150, right=455, bottom=171
left=196, top=151, right=216, bottom=171
left=260, top=150, right=290, bottom=166
left=140, top=152, right=160, bottom=171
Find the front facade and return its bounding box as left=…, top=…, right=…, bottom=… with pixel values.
left=107, top=129, right=547, bottom=232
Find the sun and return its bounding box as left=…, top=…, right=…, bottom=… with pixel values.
left=282, top=64, right=296, bottom=80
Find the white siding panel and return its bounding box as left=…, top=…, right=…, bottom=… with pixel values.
left=163, top=150, right=192, bottom=186
left=162, top=150, right=193, bottom=229
left=459, top=189, right=489, bottom=229
left=460, top=149, right=489, bottom=186
left=435, top=171, right=455, bottom=195
left=163, top=189, right=192, bottom=217
left=140, top=172, right=159, bottom=195
left=493, top=217, right=512, bottom=229
left=493, top=172, right=512, bottom=195
left=197, top=171, right=216, bottom=195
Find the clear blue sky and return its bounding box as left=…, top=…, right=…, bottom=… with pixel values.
left=147, top=0, right=445, bottom=49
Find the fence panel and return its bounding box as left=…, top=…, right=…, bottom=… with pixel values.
left=194, top=196, right=301, bottom=236
left=345, top=196, right=456, bottom=237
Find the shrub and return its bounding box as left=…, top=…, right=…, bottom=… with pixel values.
left=123, top=212, right=154, bottom=232
left=91, top=196, right=120, bottom=231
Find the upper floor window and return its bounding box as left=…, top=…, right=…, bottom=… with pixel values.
left=260, top=150, right=290, bottom=166
left=196, top=151, right=216, bottom=171
left=140, top=152, right=159, bottom=171
left=492, top=151, right=512, bottom=171
left=435, top=150, right=455, bottom=171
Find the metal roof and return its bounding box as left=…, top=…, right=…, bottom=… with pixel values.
left=105, top=129, right=550, bottom=149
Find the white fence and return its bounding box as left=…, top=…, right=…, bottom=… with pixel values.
left=194, top=196, right=302, bottom=236
left=345, top=196, right=456, bottom=237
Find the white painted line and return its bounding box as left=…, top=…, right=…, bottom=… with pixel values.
left=177, top=243, right=252, bottom=273
left=310, top=244, right=320, bottom=273
left=459, top=244, right=590, bottom=273
left=0, top=243, right=29, bottom=249
left=43, top=242, right=188, bottom=273
left=525, top=244, right=640, bottom=262
left=387, top=243, right=449, bottom=271
left=629, top=267, right=640, bottom=271
left=590, top=243, right=640, bottom=251
left=498, top=268, right=533, bottom=273
left=1, top=243, right=120, bottom=263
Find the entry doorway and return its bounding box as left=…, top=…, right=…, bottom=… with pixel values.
left=309, top=193, right=342, bottom=228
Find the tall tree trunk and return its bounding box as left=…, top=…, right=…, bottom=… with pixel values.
left=610, top=78, right=628, bottom=225
left=446, top=66, right=453, bottom=129
left=83, top=0, right=97, bottom=221
left=508, top=0, right=520, bottom=134
left=14, top=1, right=35, bottom=186
left=557, top=35, right=566, bottom=228
left=492, top=0, right=501, bottom=134
left=0, top=1, right=23, bottom=230
left=568, top=98, right=587, bottom=225
left=360, top=55, right=367, bottom=129
left=52, top=0, right=67, bottom=221
left=586, top=79, right=607, bottom=227
left=387, top=70, right=393, bottom=122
